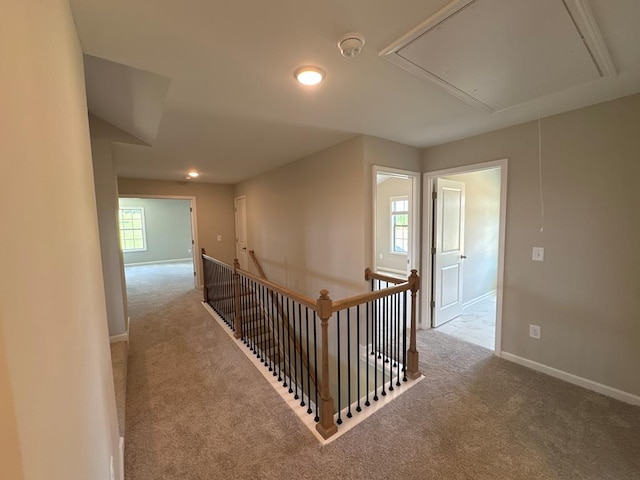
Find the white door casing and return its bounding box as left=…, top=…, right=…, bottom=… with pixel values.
left=234, top=196, right=248, bottom=270
left=433, top=178, right=466, bottom=327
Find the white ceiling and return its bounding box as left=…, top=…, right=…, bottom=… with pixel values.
left=71, top=0, right=640, bottom=184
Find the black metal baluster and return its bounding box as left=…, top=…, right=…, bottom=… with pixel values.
left=365, top=301, right=370, bottom=407
left=286, top=299, right=292, bottom=393
left=346, top=308, right=352, bottom=418
left=313, top=311, right=319, bottom=422
left=381, top=294, right=387, bottom=397
left=305, top=308, right=312, bottom=414
left=387, top=290, right=395, bottom=392
left=261, top=285, right=268, bottom=364
left=277, top=293, right=283, bottom=382
left=373, top=297, right=378, bottom=402
left=270, top=291, right=276, bottom=375
left=298, top=304, right=304, bottom=406
left=403, top=290, right=408, bottom=382
left=336, top=311, right=342, bottom=425
left=396, top=291, right=401, bottom=387
left=356, top=304, right=361, bottom=413
left=293, top=301, right=298, bottom=400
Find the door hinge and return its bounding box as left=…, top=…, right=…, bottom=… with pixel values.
left=430, top=300, right=435, bottom=309
left=193, top=271, right=196, bottom=276
left=432, top=191, right=437, bottom=200
left=190, top=207, right=192, bottom=212
left=192, top=239, right=195, bottom=245
left=431, top=247, right=436, bottom=255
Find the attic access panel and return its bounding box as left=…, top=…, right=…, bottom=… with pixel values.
left=380, top=0, right=616, bottom=112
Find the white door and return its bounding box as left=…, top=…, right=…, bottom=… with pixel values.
left=432, top=178, right=466, bottom=327
left=234, top=196, right=248, bottom=270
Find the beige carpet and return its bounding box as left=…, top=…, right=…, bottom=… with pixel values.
left=124, top=262, right=640, bottom=479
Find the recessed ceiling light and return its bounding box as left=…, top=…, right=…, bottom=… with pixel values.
left=187, top=171, right=199, bottom=178
left=294, top=66, right=325, bottom=86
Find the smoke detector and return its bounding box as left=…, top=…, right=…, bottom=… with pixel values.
left=338, top=33, right=365, bottom=58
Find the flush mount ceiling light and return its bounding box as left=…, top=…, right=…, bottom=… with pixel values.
left=338, top=33, right=365, bottom=58
left=294, top=66, right=325, bottom=86
left=187, top=170, right=199, bottom=179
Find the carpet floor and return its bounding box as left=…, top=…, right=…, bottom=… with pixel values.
left=124, top=262, right=640, bottom=479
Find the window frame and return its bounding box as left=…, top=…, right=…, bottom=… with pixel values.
left=118, top=206, right=148, bottom=253
left=390, top=196, right=409, bottom=255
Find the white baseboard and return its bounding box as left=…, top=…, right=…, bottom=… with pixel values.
left=124, top=258, right=192, bottom=266
left=463, top=289, right=496, bottom=308
left=110, top=316, right=130, bottom=344
left=501, top=351, right=640, bottom=406
left=118, top=436, right=125, bottom=480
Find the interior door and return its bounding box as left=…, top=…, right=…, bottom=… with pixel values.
left=234, top=196, right=248, bottom=270
left=432, top=178, right=466, bottom=327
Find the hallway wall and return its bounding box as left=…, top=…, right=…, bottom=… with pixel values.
left=424, top=93, right=640, bottom=398
left=0, top=1, right=121, bottom=478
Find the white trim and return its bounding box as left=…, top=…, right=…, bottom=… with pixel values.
left=422, top=159, right=508, bottom=356
left=123, top=257, right=192, bottom=267
left=462, top=289, right=497, bottom=309
left=109, top=316, right=130, bottom=344
left=119, top=194, right=201, bottom=288
left=118, top=436, right=125, bottom=480
left=202, top=302, right=423, bottom=445
left=562, top=0, right=617, bottom=78
left=501, top=352, right=640, bottom=407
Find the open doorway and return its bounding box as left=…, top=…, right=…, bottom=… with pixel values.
left=118, top=196, right=200, bottom=294
left=372, top=166, right=421, bottom=279
left=423, top=160, right=507, bottom=353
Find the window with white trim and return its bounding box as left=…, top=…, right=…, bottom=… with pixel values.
left=118, top=207, right=147, bottom=252
left=391, top=197, right=409, bottom=254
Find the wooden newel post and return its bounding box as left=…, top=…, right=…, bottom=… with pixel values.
left=201, top=248, right=209, bottom=304
left=315, top=289, right=338, bottom=439
left=233, top=259, right=242, bottom=339
left=406, top=269, right=422, bottom=380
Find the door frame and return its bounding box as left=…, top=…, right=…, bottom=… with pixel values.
left=119, top=194, right=201, bottom=288
left=422, top=159, right=508, bottom=355
left=371, top=166, right=421, bottom=277
left=234, top=195, right=248, bottom=270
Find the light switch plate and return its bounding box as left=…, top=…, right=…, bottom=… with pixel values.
left=532, top=247, right=544, bottom=262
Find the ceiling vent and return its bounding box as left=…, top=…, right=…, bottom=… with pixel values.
left=379, top=0, right=616, bottom=113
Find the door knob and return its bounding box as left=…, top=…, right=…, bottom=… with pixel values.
left=460, top=255, right=467, bottom=259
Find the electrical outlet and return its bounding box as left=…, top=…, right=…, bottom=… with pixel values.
left=529, top=324, right=541, bottom=339
left=532, top=247, right=544, bottom=262
left=217, top=235, right=222, bottom=241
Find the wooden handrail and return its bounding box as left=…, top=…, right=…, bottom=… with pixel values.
left=249, top=250, right=267, bottom=278
left=331, top=282, right=411, bottom=313
left=364, top=267, right=407, bottom=285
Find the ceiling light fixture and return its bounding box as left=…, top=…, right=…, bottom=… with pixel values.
left=294, top=66, right=325, bottom=86
left=187, top=171, right=199, bottom=178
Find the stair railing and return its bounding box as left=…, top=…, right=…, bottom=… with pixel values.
left=201, top=250, right=421, bottom=440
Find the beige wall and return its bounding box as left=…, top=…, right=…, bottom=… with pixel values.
left=92, top=137, right=128, bottom=336
left=0, top=1, right=121, bottom=478
left=444, top=169, right=500, bottom=303
left=118, top=179, right=236, bottom=267
left=235, top=137, right=367, bottom=299
left=424, top=94, right=640, bottom=397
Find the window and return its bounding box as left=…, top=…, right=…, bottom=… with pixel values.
left=118, top=207, right=147, bottom=252
left=391, top=197, right=409, bottom=254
